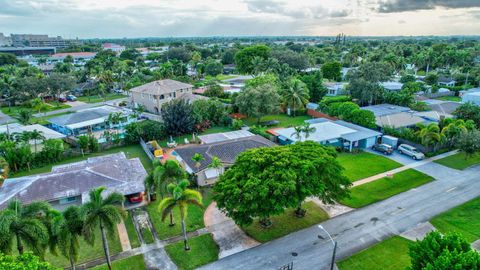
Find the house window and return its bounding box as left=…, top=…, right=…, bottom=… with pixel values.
left=59, top=196, right=77, bottom=205
left=160, top=94, right=165, bottom=100
left=173, top=92, right=176, bottom=98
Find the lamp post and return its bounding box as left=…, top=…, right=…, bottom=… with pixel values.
left=318, top=225, right=337, bottom=270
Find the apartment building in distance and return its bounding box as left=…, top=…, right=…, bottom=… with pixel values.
left=0, top=33, right=12, bottom=46
left=10, top=34, right=70, bottom=48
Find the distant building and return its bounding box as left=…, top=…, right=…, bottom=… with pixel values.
left=380, top=81, right=403, bottom=91
left=0, top=33, right=12, bottom=46
left=0, top=152, right=147, bottom=210
left=438, top=77, right=456, bottom=87
left=49, top=52, right=97, bottom=62
left=0, top=46, right=56, bottom=56
left=325, top=82, right=347, bottom=96
left=11, top=34, right=68, bottom=48
left=130, top=79, right=204, bottom=114
left=102, top=43, right=125, bottom=53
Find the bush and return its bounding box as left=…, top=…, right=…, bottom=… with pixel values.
left=125, top=121, right=166, bottom=143
left=232, top=119, right=244, bottom=130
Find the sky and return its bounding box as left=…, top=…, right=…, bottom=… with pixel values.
left=0, top=0, right=479, bottom=38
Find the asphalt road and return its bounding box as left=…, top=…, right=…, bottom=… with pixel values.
left=200, top=162, right=480, bottom=270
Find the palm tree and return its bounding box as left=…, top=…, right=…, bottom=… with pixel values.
left=416, top=123, right=445, bottom=150
left=191, top=153, right=205, bottom=170
left=291, top=123, right=316, bottom=142
left=16, top=109, right=32, bottom=125
left=52, top=206, right=84, bottom=270
left=158, top=180, right=203, bottom=251
left=29, top=129, right=45, bottom=153
left=282, top=79, right=309, bottom=116
left=208, top=156, right=222, bottom=177
left=82, top=187, right=126, bottom=270
left=0, top=200, right=50, bottom=256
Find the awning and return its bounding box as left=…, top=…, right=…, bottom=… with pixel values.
left=66, top=118, right=106, bottom=130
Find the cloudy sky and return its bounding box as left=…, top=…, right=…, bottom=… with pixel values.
left=1, top=0, right=479, bottom=38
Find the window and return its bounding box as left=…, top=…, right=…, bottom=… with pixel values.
left=59, top=196, right=77, bottom=205
left=159, top=94, right=165, bottom=100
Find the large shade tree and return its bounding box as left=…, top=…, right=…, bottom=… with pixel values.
left=235, top=84, right=281, bottom=124
left=214, top=142, right=351, bottom=226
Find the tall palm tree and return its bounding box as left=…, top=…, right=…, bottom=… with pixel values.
left=52, top=206, right=85, bottom=270
left=82, top=187, right=126, bottom=270
left=291, top=123, right=316, bottom=142
left=208, top=156, right=222, bottom=177
left=0, top=200, right=50, bottom=256
left=158, top=180, right=203, bottom=251
left=29, top=129, right=45, bottom=153
left=282, top=79, right=309, bottom=116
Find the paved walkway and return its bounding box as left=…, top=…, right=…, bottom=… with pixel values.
left=353, top=150, right=459, bottom=187
left=117, top=220, right=132, bottom=251
left=307, top=197, right=353, bottom=218
left=204, top=202, right=259, bottom=258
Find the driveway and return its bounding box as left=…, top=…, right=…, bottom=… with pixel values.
left=33, top=97, right=128, bottom=117
left=0, top=110, right=14, bottom=125
left=199, top=160, right=477, bottom=270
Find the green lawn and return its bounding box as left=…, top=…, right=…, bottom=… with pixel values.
left=90, top=254, right=146, bottom=270
left=431, top=197, right=480, bottom=243
left=242, top=201, right=329, bottom=243
left=337, top=236, right=412, bottom=270
left=434, top=152, right=480, bottom=170
left=13, top=144, right=153, bottom=177
left=44, top=227, right=122, bottom=268
left=337, top=152, right=402, bottom=182
left=77, top=93, right=127, bottom=103
left=147, top=188, right=213, bottom=240
left=165, top=234, right=219, bottom=270
left=244, top=114, right=311, bottom=133
left=124, top=213, right=141, bottom=249
left=435, top=96, right=461, bottom=102
left=1, top=103, right=71, bottom=117
left=339, top=169, right=434, bottom=208
left=140, top=227, right=155, bottom=244
left=158, top=126, right=233, bottom=147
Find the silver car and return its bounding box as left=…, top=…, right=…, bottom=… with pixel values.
left=398, top=144, right=425, bottom=160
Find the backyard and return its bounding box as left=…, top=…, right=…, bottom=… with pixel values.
left=337, top=152, right=402, bottom=182
left=434, top=152, right=480, bottom=170
left=77, top=93, right=127, bottom=103
left=1, top=103, right=71, bottom=117
left=157, top=126, right=233, bottom=147
left=243, top=114, right=311, bottom=133
left=431, top=196, right=480, bottom=243
left=241, top=202, right=329, bottom=242
left=339, top=169, right=434, bottom=208
left=146, top=188, right=213, bottom=240
left=12, top=144, right=153, bottom=177
left=337, top=236, right=412, bottom=270
left=165, top=233, right=219, bottom=270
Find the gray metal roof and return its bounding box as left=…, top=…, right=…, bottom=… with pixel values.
left=175, top=135, right=275, bottom=173
left=0, top=152, right=147, bottom=208
left=361, top=104, right=411, bottom=117
left=334, top=120, right=382, bottom=142
left=48, top=105, right=129, bottom=127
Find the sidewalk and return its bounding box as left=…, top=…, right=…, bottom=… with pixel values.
left=353, top=150, right=459, bottom=187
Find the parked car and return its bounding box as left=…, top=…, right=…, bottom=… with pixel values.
left=372, top=143, right=393, bottom=155
left=126, top=193, right=143, bottom=203
left=58, top=97, right=67, bottom=103
left=66, top=94, right=77, bottom=101
left=113, top=89, right=123, bottom=94
left=398, top=144, right=425, bottom=160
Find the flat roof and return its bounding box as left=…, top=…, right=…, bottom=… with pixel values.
left=376, top=112, right=429, bottom=128
left=0, top=123, right=65, bottom=141
left=198, top=130, right=254, bottom=144
left=361, top=104, right=411, bottom=117
left=48, top=105, right=130, bottom=128
left=276, top=121, right=356, bottom=143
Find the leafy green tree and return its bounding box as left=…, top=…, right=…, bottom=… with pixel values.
left=270, top=50, right=309, bottom=71
left=38, top=139, right=64, bottom=163
left=299, top=71, right=327, bottom=103
left=0, top=200, right=50, bottom=256
left=82, top=187, right=126, bottom=270
left=161, top=99, right=196, bottom=136
left=16, top=109, right=32, bottom=125
left=400, top=74, right=416, bottom=83
left=281, top=79, right=309, bottom=116
left=87, top=135, right=99, bottom=152
left=416, top=123, right=445, bottom=149
left=455, top=129, right=480, bottom=159
left=321, top=61, right=342, bottom=81
left=51, top=206, right=84, bottom=270
left=29, top=129, right=45, bottom=153
left=408, top=231, right=480, bottom=270
left=453, top=102, right=480, bottom=128
left=158, top=180, right=203, bottom=250
left=78, top=135, right=89, bottom=156
left=192, top=99, right=227, bottom=126
left=214, top=142, right=351, bottom=226
left=203, top=83, right=224, bottom=98
left=204, top=59, right=223, bottom=76
left=424, top=73, right=439, bottom=85
left=0, top=252, right=57, bottom=270
left=234, top=45, right=270, bottom=74
left=235, top=84, right=280, bottom=123
left=0, top=53, right=18, bottom=66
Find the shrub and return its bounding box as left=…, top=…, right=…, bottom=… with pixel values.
left=232, top=119, right=244, bottom=130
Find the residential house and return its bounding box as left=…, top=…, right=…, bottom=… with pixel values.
left=361, top=103, right=440, bottom=129
left=48, top=105, right=135, bottom=141
left=174, top=135, right=275, bottom=186
left=438, top=77, right=456, bottom=87
left=0, top=123, right=65, bottom=151
left=380, top=81, right=403, bottom=91
left=325, top=82, right=347, bottom=96
left=129, top=79, right=203, bottom=114
left=102, top=43, right=125, bottom=54
left=0, top=152, right=147, bottom=210
left=274, top=118, right=381, bottom=151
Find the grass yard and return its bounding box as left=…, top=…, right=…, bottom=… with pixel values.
left=339, top=169, right=434, bottom=208
left=244, top=114, right=311, bottom=132
left=435, top=96, right=461, bottom=102
left=44, top=227, right=122, bottom=268
left=147, top=188, right=213, bottom=240
left=431, top=197, right=480, bottom=243
left=242, top=201, right=329, bottom=243
left=165, top=234, right=219, bottom=270
left=337, top=236, right=412, bottom=270
left=434, top=152, right=480, bottom=170
left=77, top=93, right=127, bottom=103
left=158, top=126, right=233, bottom=147
left=13, top=144, right=153, bottom=177
left=140, top=227, right=155, bottom=244
left=90, top=254, right=146, bottom=270
left=337, top=152, right=402, bottom=182
left=1, top=103, right=71, bottom=117
left=124, top=213, right=141, bottom=249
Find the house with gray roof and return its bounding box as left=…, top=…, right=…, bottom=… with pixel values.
left=48, top=105, right=135, bottom=140
left=129, top=79, right=200, bottom=114
left=275, top=118, right=381, bottom=151
left=0, top=152, right=147, bottom=210
left=174, top=135, right=276, bottom=186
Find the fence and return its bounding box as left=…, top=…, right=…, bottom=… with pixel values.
left=140, top=138, right=155, bottom=161
left=424, top=91, right=455, bottom=99
left=306, top=109, right=338, bottom=120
